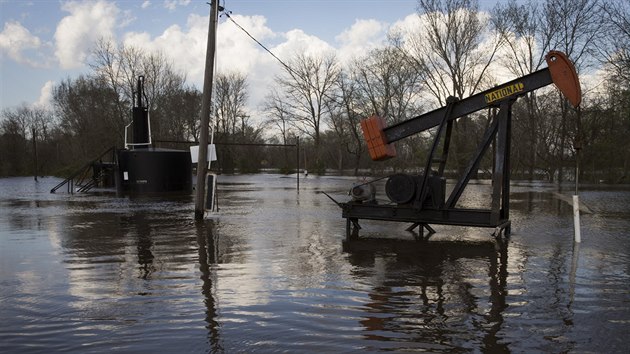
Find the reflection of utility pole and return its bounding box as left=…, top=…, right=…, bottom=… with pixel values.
left=195, top=0, right=220, bottom=220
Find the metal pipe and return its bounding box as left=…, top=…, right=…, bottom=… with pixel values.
left=296, top=136, right=300, bottom=193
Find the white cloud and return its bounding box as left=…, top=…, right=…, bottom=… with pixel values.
left=123, top=13, right=283, bottom=109
left=389, top=13, right=423, bottom=43
left=54, top=0, right=120, bottom=69
left=164, top=0, right=190, bottom=11
left=141, top=1, right=151, bottom=9
left=122, top=11, right=349, bottom=123
left=120, top=11, right=404, bottom=120
left=35, top=80, right=55, bottom=108
left=336, top=19, right=389, bottom=65
left=274, top=29, right=334, bottom=59
left=0, top=21, right=43, bottom=66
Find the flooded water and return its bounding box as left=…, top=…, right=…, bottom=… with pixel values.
left=1, top=175, right=629, bottom=353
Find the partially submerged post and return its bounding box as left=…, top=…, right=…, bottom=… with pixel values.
left=573, top=108, right=583, bottom=243
left=195, top=0, right=220, bottom=220
left=296, top=136, right=300, bottom=192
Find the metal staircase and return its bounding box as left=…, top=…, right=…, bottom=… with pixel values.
left=50, top=146, right=118, bottom=194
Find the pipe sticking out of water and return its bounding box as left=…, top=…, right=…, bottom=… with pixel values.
left=573, top=195, right=581, bottom=243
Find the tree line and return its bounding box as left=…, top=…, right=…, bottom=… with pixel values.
left=1, top=0, right=628, bottom=183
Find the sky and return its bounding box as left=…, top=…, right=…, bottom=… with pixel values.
left=0, top=0, right=508, bottom=114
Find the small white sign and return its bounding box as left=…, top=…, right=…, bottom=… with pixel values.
left=123, top=171, right=129, bottom=181
left=190, top=144, right=217, bottom=163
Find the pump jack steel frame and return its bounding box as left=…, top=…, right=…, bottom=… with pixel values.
left=341, top=51, right=581, bottom=241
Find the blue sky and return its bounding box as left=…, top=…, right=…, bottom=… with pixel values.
left=0, top=0, right=504, bottom=113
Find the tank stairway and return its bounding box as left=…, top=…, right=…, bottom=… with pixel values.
left=50, top=146, right=118, bottom=194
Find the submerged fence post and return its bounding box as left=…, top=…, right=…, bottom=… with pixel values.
left=296, top=136, right=300, bottom=193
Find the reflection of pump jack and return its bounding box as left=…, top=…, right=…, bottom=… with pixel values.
left=339, top=51, right=582, bottom=241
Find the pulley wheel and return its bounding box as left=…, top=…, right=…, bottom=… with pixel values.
left=385, top=173, right=416, bottom=204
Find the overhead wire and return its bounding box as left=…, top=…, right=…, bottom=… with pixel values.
left=217, top=1, right=392, bottom=186
left=219, top=4, right=326, bottom=87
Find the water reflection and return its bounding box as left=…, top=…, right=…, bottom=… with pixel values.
left=195, top=219, right=221, bottom=352
left=344, top=238, right=509, bottom=352
left=2, top=176, right=630, bottom=353
left=135, top=214, right=155, bottom=280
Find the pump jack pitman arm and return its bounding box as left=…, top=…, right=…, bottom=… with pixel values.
left=362, top=51, right=581, bottom=161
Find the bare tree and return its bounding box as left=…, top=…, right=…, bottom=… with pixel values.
left=492, top=0, right=604, bottom=182
left=158, top=85, right=202, bottom=145
left=391, top=0, right=503, bottom=174
left=351, top=47, right=424, bottom=125
left=53, top=76, right=120, bottom=160
left=213, top=72, right=248, bottom=139
left=90, top=39, right=132, bottom=139
left=330, top=71, right=364, bottom=175
left=0, top=107, right=29, bottom=175
left=492, top=0, right=551, bottom=180
left=544, top=0, right=603, bottom=182
left=263, top=88, right=295, bottom=147
left=90, top=39, right=189, bottom=143
left=403, top=0, right=503, bottom=104
left=211, top=71, right=250, bottom=172
left=1, top=104, right=53, bottom=179
left=599, top=0, right=630, bottom=181
left=273, top=53, right=340, bottom=171
left=601, top=0, right=630, bottom=83
left=140, top=51, right=187, bottom=139
left=341, top=47, right=426, bottom=171
left=263, top=88, right=297, bottom=171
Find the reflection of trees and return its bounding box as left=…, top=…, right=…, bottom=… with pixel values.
left=134, top=214, right=155, bottom=280
left=60, top=212, right=127, bottom=259
left=344, top=239, right=508, bottom=351
left=54, top=202, right=228, bottom=351
left=483, top=239, right=509, bottom=352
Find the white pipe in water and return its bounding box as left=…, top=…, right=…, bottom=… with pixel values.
left=573, top=195, right=581, bottom=243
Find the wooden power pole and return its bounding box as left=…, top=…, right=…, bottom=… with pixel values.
left=195, top=0, right=220, bottom=220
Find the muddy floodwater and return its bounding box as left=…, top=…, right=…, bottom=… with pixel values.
left=1, top=174, right=629, bottom=353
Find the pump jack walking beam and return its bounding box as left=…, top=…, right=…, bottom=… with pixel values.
left=365, top=51, right=581, bottom=156
left=342, top=51, right=581, bottom=241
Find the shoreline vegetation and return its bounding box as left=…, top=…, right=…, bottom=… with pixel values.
left=1, top=0, right=628, bottom=184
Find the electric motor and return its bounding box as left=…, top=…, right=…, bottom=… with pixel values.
left=385, top=173, right=417, bottom=204
left=349, top=182, right=375, bottom=202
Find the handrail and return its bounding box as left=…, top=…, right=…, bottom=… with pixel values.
left=124, top=111, right=152, bottom=149
left=50, top=146, right=118, bottom=194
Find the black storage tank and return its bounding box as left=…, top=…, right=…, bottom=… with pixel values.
left=117, top=148, right=192, bottom=195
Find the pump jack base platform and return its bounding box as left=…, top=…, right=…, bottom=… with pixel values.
left=342, top=202, right=511, bottom=242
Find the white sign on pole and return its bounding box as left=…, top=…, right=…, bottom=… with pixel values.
left=190, top=144, right=217, bottom=163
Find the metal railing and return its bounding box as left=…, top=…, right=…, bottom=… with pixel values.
left=50, top=146, right=118, bottom=194
left=124, top=112, right=152, bottom=149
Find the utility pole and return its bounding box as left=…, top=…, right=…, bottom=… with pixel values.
left=195, top=0, right=220, bottom=220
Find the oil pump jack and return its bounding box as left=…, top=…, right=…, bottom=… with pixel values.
left=339, top=51, right=581, bottom=241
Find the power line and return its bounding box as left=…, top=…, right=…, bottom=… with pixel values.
left=221, top=5, right=348, bottom=107
left=221, top=8, right=301, bottom=81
